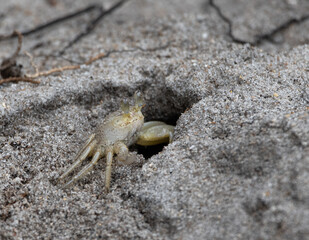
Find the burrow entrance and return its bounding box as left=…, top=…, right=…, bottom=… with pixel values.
left=134, top=112, right=180, bottom=159
left=132, top=87, right=191, bottom=159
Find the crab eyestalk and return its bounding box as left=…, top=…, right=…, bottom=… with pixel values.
left=133, top=91, right=145, bottom=111
left=120, top=100, right=130, bottom=114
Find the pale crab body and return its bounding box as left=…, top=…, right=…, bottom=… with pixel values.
left=95, top=108, right=144, bottom=147
left=58, top=93, right=174, bottom=192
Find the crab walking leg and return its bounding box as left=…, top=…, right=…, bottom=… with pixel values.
left=105, top=147, right=114, bottom=192
left=58, top=140, right=97, bottom=181
left=74, top=134, right=95, bottom=160
left=62, top=150, right=101, bottom=188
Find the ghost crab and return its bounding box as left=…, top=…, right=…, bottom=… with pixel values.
left=58, top=92, right=174, bottom=192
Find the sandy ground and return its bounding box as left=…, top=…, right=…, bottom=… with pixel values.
left=0, top=0, right=309, bottom=239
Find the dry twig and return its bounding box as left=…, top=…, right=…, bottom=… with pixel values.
left=0, top=50, right=104, bottom=85
left=0, top=42, right=171, bottom=85
left=0, top=24, right=170, bottom=86
left=0, top=77, right=40, bottom=84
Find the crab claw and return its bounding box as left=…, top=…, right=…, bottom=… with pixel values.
left=136, top=121, right=175, bottom=146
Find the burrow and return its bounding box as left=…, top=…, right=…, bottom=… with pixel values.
left=0, top=74, right=200, bottom=161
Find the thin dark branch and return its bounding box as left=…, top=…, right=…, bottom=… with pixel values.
left=58, top=0, right=129, bottom=55
left=0, top=4, right=103, bottom=41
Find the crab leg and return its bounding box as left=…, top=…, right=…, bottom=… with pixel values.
left=75, top=134, right=95, bottom=160
left=58, top=138, right=97, bottom=181
left=105, top=147, right=114, bottom=192
left=62, top=150, right=102, bottom=188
